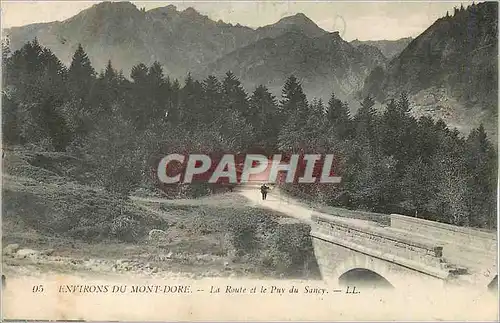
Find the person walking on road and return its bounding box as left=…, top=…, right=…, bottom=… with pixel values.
left=260, top=184, right=270, bottom=200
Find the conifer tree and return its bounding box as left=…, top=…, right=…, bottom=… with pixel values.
left=222, top=71, right=249, bottom=116
left=179, top=74, right=204, bottom=126
left=147, top=61, right=167, bottom=123
left=464, top=124, right=497, bottom=228
left=130, top=63, right=149, bottom=85
left=355, top=96, right=377, bottom=144
left=202, top=75, right=223, bottom=124
left=326, top=92, right=351, bottom=139
left=103, top=60, right=117, bottom=84
left=67, top=44, right=95, bottom=102
left=248, top=85, right=279, bottom=151
left=279, top=75, right=308, bottom=122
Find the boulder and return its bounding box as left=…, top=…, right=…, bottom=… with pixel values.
left=3, top=244, right=20, bottom=255
left=41, top=249, right=55, bottom=256
left=148, top=229, right=169, bottom=242
left=15, top=248, right=39, bottom=259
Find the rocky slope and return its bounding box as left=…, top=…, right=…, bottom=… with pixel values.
left=200, top=30, right=387, bottom=102
left=4, top=1, right=497, bottom=135
left=350, top=37, right=413, bottom=60
left=5, top=2, right=257, bottom=78
left=4, top=1, right=386, bottom=103
left=361, top=2, right=498, bottom=137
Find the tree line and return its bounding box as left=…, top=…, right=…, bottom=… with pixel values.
left=2, top=39, right=497, bottom=229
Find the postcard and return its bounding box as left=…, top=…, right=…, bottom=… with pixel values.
left=1, top=1, right=498, bottom=321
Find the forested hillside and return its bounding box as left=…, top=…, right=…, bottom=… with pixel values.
left=2, top=39, right=497, bottom=229
left=350, top=37, right=413, bottom=60
left=362, top=2, right=498, bottom=137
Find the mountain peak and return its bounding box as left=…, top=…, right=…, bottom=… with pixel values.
left=278, top=12, right=316, bottom=26
left=148, top=4, right=177, bottom=14
left=165, top=4, right=177, bottom=11
left=182, top=7, right=201, bottom=16
left=292, top=12, right=308, bottom=19
left=63, top=1, right=142, bottom=26
left=146, top=4, right=178, bottom=18
left=88, top=1, right=139, bottom=13
left=258, top=12, right=326, bottom=39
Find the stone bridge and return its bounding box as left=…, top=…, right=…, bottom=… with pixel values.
left=310, top=212, right=498, bottom=290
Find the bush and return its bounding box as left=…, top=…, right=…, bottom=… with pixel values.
left=227, top=215, right=259, bottom=257
left=260, top=223, right=318, bottom=277
left=2, top=186, right=168, bottom=243
left=110, top=214, right=141, bottom=242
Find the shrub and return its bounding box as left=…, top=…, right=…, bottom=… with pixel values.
left=2, top=186, right=168, bottom=243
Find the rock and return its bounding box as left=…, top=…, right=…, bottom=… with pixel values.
left=148, top=229, right=169, bottom=241
left=15, top=248, right=39, bottom=259
left=166, top=252, right=173, bottom=259
left=41, top=249, right=55, bottom=256
left=116, top=259, right=124, bottom=266
left=3, top=244, right=20, bottom=255
left=152, top=267, right=159, bottom=273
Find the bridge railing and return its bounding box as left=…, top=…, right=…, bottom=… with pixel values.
left=390, top=214, right=497, bottom=253
left=311, top=213, right=445, bottom=270
left=273, top=186, right=391, bottom=225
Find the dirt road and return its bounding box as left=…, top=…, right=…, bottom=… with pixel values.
left=235, top=186, right=314, bottom=224
left=131, top=184, right=375, bottom=227
left=130, top=184, right=315, bottom=224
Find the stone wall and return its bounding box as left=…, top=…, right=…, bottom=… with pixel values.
left=310, top=212, right=496, bottom=290
left=311, top=235, right=446, bottom=289
left=311, top=236, right=354, bottom=284
left=310, top=213, right=449, bottom=282
left=390, top=214, right=497, bottom=253
left=311, top=213, right=444, bottom=266
left=315, top=206, right=390, bottom=225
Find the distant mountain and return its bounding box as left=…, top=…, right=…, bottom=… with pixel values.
left=200, top=30, right=387, bottom=102
left=4, top=2, right=336, bottom=81
left=351, top=37, right=413, bottom=60
left=5, top=1, right=388, bottom=104
left=361, top=2, right=498, bottom=137
left=5, top=2, right=257, bottom=78
left=255, top=13, right=327, bottom=39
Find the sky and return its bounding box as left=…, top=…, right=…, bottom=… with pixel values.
left=1, top=1, right=474, bottom=41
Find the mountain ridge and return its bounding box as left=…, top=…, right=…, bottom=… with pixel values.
left=4, top=1, right=370, bottom=102
left=199, top=29, right=387, bottom=102
left=3, top=1, right=498, bottom=138
left=361, top=1, right=498, bottom=137
left=350, top=37, right=413, bottom=60
left=4, top=2, right=330, bottom=77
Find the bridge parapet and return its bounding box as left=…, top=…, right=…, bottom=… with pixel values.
left=311, top=213, right=448, bottom=278
left=390, top=214, right=497, bottom=253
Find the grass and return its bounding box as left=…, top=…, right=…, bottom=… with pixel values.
left=2, top=148, right=321, bottom=280
left=2, top=178, right=168, bottom=243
